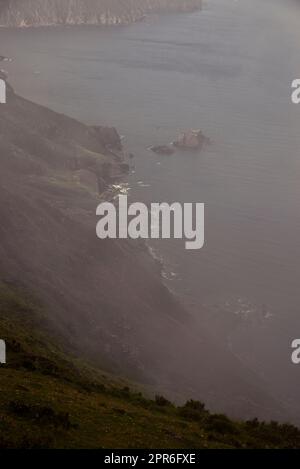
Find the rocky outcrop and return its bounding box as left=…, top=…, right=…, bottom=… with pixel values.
left=173, top=129, right=207, bottom=150
left=0, top=55, right=12, bottom=62
left=0, top=70, right=125, bottom=193
left=0, top=0, right=202, bottom=27
left=150, top=145, right=175, bottom=155
left=150, top=130, right=208, bottom=155
left=92, top=126, right=123, bottom=152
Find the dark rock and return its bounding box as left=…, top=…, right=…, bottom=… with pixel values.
left=101, top=161, right=113, bottom=180
left=119, top=163, right=130, bottom=174
left=0, top=55, right=12, bottom=62
left=150, top=145, right=175, bottom=155
left=173, top=129, right=206, bottom=150
left=92, top=126, right=123, bottom=151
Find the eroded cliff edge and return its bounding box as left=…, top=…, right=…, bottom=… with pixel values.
left=0, top=0, right=202, bottom=27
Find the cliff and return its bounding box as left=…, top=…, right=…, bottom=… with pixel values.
left=0, top=0, right=202, bottom=27
left=0, top=72, right=291, bottom=425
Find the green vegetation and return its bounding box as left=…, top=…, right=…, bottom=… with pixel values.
left=0, top=283, right=299, bottom=449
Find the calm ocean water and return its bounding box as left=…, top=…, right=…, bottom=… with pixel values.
left=1, top=0, right=300, bottom=415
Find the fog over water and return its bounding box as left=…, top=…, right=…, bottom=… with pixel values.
left=1, top=0, right=300, bottom=418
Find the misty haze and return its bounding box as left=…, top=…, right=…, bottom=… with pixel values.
left=0, top=0, right=300, bottom=451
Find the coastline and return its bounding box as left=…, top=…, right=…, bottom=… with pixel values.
left=0, top=0, right=202, bottom=28
left=1, top=1, right=298, bottom=423
left=0, top=69, right=193, bottom=381
left=0, top=74, right=285, bottom=424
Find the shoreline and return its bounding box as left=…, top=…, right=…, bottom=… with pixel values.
left=0, top=0, right=202, bottom=28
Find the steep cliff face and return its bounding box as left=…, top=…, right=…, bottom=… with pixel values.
left=0, top=73, right=287, bottom=423
left=0, top=0, right=202, bottom=27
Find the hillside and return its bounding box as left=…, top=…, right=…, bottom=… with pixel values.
left=0, top=0, right=202, bottom=27
left=0, top=72, right=294, bottom=428
left=1, top=282, right=300, bottom=449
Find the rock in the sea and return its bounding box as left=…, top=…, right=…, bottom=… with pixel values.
left=173, top=129, right=206, bottom=150
left=150, top=145, right=175, bottom=155
left=0, top=55, right=12, bottom=62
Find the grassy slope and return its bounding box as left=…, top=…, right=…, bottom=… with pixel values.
left=0, top=283, right=299, bottom=449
